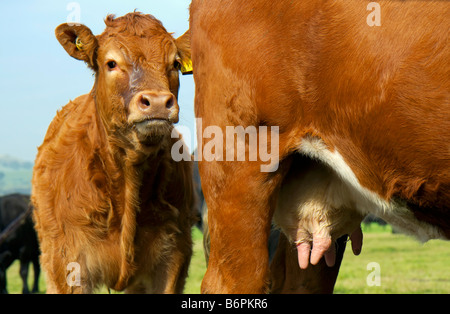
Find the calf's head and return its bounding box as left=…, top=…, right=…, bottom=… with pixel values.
left=55, top=13, right=191, bottom=147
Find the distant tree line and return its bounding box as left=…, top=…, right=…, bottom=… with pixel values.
left=0, top=155, right=33, bottom=197
left=0, top=155, right=33, bottom=171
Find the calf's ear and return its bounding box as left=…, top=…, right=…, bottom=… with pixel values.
left=55, top=23, right=98, bottom=70
left=176, top=30, right=193, bottom=75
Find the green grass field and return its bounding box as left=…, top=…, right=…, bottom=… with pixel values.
left=5, top=225, right=449, bottom=294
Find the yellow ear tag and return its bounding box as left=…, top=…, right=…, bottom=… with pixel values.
left=75, top=37, right=84, bottom=51
left=180, top=58, right=193, bottom=75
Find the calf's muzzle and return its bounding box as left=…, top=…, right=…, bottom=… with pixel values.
left=130, top=91, right=179, bottom=124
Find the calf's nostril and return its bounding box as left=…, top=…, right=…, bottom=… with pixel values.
left=165, top=96, right=174, bottom=109
left=140, top=96, right=150, bottom=107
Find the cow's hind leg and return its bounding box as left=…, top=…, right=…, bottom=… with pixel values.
left=200, top=159, right=289, bottom=293
left=270, top=232, right=347, bottom=293
left=19, top=259, right=30, bottom=294
left=31, top=255, right=40, bottom=293
left=0, top=251, right=13, bottom=294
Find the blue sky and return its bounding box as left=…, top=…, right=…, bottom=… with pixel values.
left=0, top=0, right=195, bottom=162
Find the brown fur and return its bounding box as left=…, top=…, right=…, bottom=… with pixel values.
left=32, top=13, right=195, bottom=293
left=190, top=0, right=449, bottom=293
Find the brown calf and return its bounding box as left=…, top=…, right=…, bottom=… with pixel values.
left=32, top=12, right=195, bottom=293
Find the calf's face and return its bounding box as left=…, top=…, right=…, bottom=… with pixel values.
left=55, top=13, right=191, bottom=146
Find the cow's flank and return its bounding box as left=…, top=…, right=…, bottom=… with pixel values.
left=190, top=0, right=449, bottom=293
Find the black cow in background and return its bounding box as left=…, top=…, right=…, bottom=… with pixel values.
left=0, top=194, right=40, bottom=294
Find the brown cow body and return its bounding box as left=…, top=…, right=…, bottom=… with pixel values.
left=190, top=0, right=449, bottom=293
left=32, top=13, right=195, bottom=293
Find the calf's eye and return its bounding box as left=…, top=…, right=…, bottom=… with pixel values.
left=173, top=59, right=182, bottom=71
left=107, top=61, right=117, bottom=70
